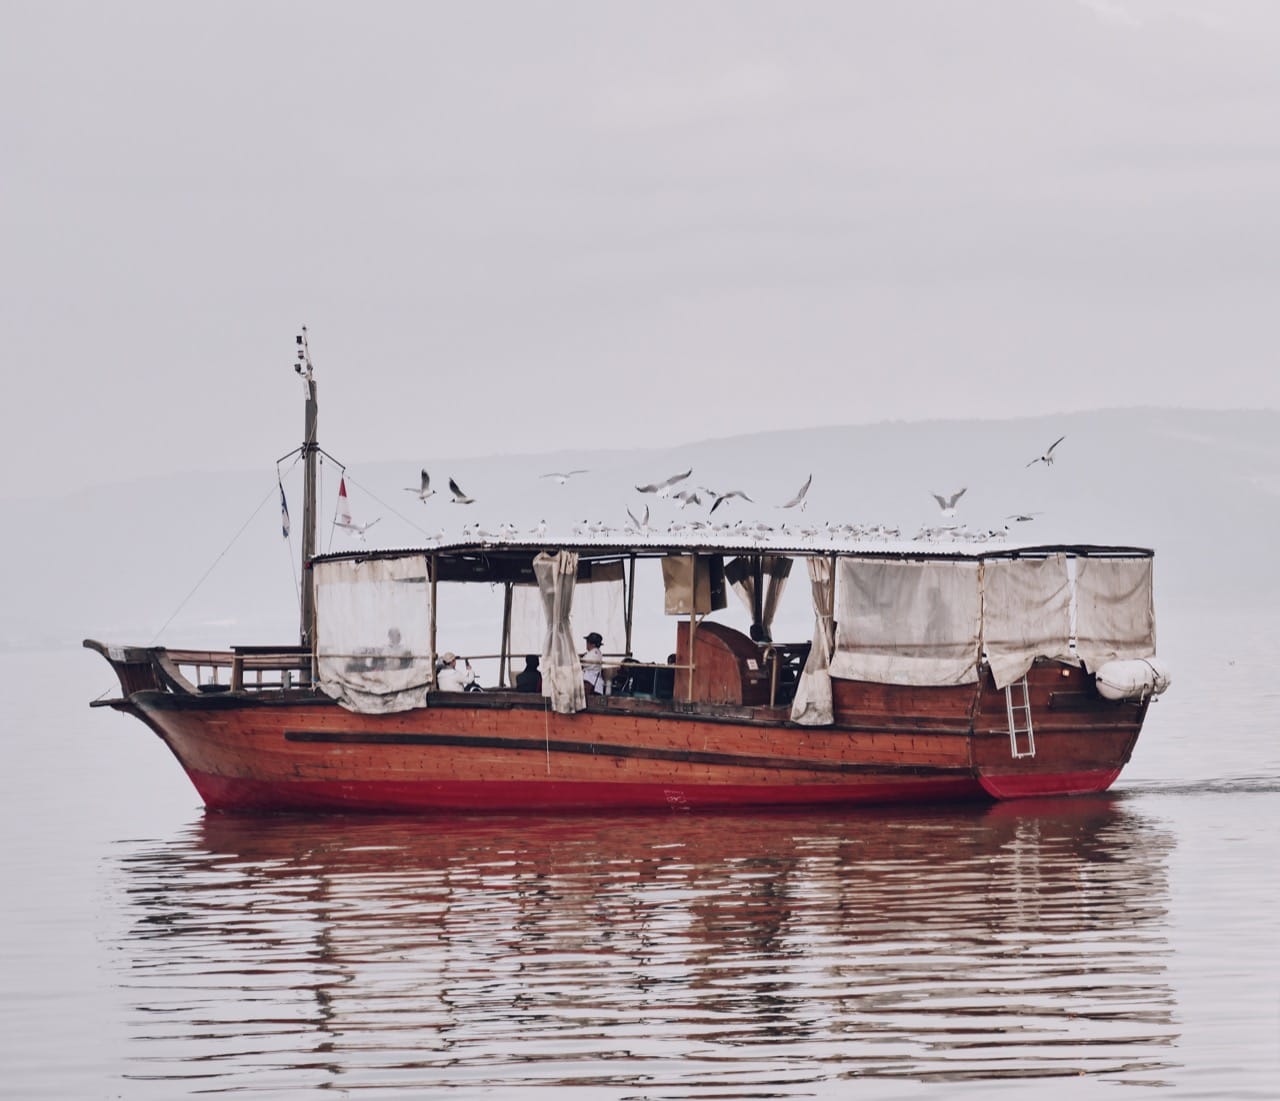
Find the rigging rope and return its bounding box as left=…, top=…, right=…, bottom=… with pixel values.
left=149, top=480, right=283, bottom=644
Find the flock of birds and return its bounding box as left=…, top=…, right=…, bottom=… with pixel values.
left=329, top=436, right=1068, bottom=547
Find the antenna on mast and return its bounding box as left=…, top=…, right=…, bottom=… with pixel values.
left=294, top=326, right=314, bottom=382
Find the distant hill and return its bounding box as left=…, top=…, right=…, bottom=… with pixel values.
left=5, top=407, right=1276, bottom=651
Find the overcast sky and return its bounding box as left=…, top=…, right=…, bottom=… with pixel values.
left=4, top=0, right=1279, bottom=500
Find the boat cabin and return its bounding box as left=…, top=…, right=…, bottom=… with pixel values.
left=306, top=537, right=1162, bottom=724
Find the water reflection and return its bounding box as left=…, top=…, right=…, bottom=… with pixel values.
left=110, top=798, right=1179, bottom=1095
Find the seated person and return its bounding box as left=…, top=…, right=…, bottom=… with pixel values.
left=615, top=656, right=654, bottom=697
left=436, top=651, right=478, bottom=692
left=653, top=653, right=677, bottom=700
left=582, top=631, right=605, bottom=695
left=515, top=654, right=542, bottom=693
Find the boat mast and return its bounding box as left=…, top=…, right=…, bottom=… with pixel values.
left=296, top=327, right=318, bottom=648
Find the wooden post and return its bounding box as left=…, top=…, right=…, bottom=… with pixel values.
left=687, top=553, right=697, bottom=703
left=296, top=327, right=319, bottom=650
left=499, top=581, right=513, bottom=688
left=625, top=554, right=636, bottom=658
left=429, top=551, right=439, bottom=690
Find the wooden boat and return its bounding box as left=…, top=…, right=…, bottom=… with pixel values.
left=87, top=336, right=1170, bottom=814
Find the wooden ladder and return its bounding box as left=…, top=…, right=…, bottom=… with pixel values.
left=1005, top=676, right=1036, bottom=759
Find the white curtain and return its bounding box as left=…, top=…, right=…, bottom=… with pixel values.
left=510, top=561, right=625, bottom=667
left=533, top=550, right=586, bottom=714
left=790, top=556, right=835, bottom=725
left=831, top=558, right=983, bottom=686
left=1074, top=556, right=1156, bottom=670
left=982, top=554, right=1076, bottom=688
left=314, top=555, right=433, bottom=713
left=725, top=555, right=793, bottom=640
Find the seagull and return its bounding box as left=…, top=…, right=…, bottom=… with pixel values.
left=335, top=517, right=380, bottom=542
left=403, top=469, right=435, bottom=502
left=448, top=477, right=475, bottom=504
left=1027, top=436, right=1066, bottom=467
left=540, top=469, right=589, bottom=485
left=636, top=469, right=692, bottom=497
left=530, top=519, right=548, bottom=538
left=710, top=489, right=753, bottom=514
left=626, top=505, right=651, bottom=533
left=777, top=474, right=813, bottom=511
left=672, top=488, right=703, bottom=509
left=930, top=488, right=967, bottom=518
left=1006, top=511, right=1042, bottom=523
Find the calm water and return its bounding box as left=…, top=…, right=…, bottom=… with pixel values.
left=1, top=606, right=1276, bottom=1099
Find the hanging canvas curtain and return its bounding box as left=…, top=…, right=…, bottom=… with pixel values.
left=533, top=550, right=586, bottom=714
left=831, top=558, right=982, bottom=686
left=982, top=554, right=1076, bottom=688
left=1074, top=556, right=1155, bottom=670
left=509, top=561, right=626, bottom=664
left=725, top=555, right=793, bottom=641
left=790, top=556, right=835, bottom=725
left=314, top=555, right=433, bottom=713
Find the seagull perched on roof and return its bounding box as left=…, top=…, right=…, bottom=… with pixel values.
left=777, top=474, right=813, bottom=511
left=540, top=469, right=589, bottom=485
left=448, top=477, right=475, bottom=504
left=1027, top=436, right=1066, bottom=467
left=403, top=469, right=435, bottom=502
left=930, top=488, right=966, bottom=518
left=710, top=489, right=753, bottom=514
left=636, top=469, right=692, bottom=497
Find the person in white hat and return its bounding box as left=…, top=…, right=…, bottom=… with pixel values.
left=436, top=651, right=476, bottom=692
left=581, top=631, right=605, bottom=695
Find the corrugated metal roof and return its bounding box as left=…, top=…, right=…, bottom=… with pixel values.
left=313, top=533, right=1153, bottom=565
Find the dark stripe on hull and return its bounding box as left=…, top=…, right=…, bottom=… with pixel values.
left=283, top=729, right=968, bottom=778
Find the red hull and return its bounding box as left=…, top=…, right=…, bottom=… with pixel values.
left=94, top=640, right=1149, bottom=814
left=189, top=769, right=986, bottom=814
left=977, top=767, right=1124, bottom=800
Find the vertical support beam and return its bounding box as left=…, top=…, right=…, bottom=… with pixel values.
left=298, top=376, right=319, bottom=649
left=499, top=581, right=513, bottom=688
left=625, top=554, right=636, bottom=658
left=686, top=552, right=697, bottom=703
left=429, top=551, right=439, bottom=691
left=752, top=554, right=765, bottom=641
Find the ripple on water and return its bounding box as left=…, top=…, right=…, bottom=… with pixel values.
left=105, top=799, right=1185, bottom=1095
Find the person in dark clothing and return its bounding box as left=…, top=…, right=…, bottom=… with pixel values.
left=515, top=654, right=542, bottom=693
left=653, top=653, right=677, bottom=700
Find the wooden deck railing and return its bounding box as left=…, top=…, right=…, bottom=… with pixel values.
left=159, top=646, right=314, bottom=694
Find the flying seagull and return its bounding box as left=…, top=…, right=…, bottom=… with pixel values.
left=626, top=504, right=651, bottom=533
left=1027, top=436, right=1066, bottom=467
left=636, top=469, right=692, bottom=497
left=1006, top=511, right=1042, bottom=523
left=672, top=488, right=704, bottom=509
left=448, top=477, right=475, bottom=504
left=403, top=469, right=435, bottom=502
left=540, top=469, right=589, bottom=484
left=930, top=488, right=967, bottom=518
left=777, top=474, right=813, bottom=511
left=710, top=489, right=752, bottom=514
left=335, top=517, right=381, bottom=542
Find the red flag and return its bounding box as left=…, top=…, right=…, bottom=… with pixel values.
left=337, top=477, right=352, bottom=527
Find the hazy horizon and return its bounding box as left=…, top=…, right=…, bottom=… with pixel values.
left=6, top=2, right=1280, bottom=500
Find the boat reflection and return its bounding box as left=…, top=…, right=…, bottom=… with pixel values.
left=110, top=797, right=1179, bottom=1094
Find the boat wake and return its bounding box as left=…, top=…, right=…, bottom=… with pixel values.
left=1116, top=774, right=1280, bottom=797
